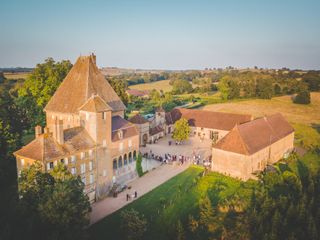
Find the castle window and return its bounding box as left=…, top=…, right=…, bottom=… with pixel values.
left=113, top=159, right=117, bottom=170
left=82, top=176, right=86, bottom=185
left=129, top=152, right=132, bottom=163
left=90, top=173, right=94, bottom=184
left=118, top=156, right=123, bottom=168
left=81, top=163, right=86, bottom=174
left=124, top=154, right=128, bottom=166
left=118, top=130, right=123, bottom=140
left=47, top=162, right=54, bottom=170
left=60, top=159, right=64, bottom=164
left=89, top=161, right=93, bottom=171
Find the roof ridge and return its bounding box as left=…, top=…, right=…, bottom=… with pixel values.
left=264, top=116, right=280, bottom=142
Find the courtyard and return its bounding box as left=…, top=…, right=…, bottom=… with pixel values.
left=140, top=134, right=213, bottom=164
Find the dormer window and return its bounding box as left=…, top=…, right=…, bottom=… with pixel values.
left=118, top=130, right=123, bottom=140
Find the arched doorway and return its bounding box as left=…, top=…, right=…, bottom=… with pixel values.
left=143, top=134, right=148, bottom=146
left=133, top=150, right=137, bottom=161
left=129, top=152, right=132, bottom=163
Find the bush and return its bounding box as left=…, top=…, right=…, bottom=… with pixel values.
left=293, top=90, right=311, bottom=104
left=136, top=154, right=144, bottom=177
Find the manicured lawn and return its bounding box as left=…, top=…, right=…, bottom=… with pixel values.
left=89, top=166, right=255, bottom=240
left=4, top=72, right=30, bottom=80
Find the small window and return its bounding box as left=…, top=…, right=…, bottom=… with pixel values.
left=81, top=163, right=86, bottom=174
left=90, top=173, right=94, bottom=184
left=49, top=162, right=54, bottom=169
left=60, top=159, right=64, bottom=164
left=89, top=161, right=93, bottom=171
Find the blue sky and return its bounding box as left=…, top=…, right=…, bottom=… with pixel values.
left=1, top=0, right=319, bottom=69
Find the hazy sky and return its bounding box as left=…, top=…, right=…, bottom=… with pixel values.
left=1, top=0, right=320, bottom=69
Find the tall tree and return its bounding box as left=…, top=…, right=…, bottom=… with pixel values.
left=107, top=78, right=129, bottom=106
left=172, top=118, right=190, bottom=142
left=18, top=58, right=72, bottom=126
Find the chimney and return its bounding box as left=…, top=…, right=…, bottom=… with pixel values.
left=35, top=125, right=42, bottom=138
left=91, top=53, right=96, bottom=65
left=56, top=119, right=64, bottom=144
left=44, top=127, right=50, bottom=134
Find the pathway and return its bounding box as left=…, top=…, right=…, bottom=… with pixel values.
left=90, top=162, right=190, bottom=225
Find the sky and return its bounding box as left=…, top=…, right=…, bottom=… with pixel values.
left=1, top=0, right=320, bottom=70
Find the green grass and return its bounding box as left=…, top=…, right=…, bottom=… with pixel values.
left=89, top=166, right=255, bottom=240
left=292, top=123, right=320, bottom=149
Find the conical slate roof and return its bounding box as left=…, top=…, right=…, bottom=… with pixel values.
left=45, top=54, right=126, bottom=113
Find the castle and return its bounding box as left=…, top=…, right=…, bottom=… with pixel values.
left=14, top=54, right=295, bottom=203
left=14, top=54, right=139, bottom=202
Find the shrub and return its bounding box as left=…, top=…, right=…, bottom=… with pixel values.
left=293, top=90, right=311, bottom=104
left=136, top=153, right=144, bottom=177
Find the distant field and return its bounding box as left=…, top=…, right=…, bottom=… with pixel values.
left=202, top=92, right=320, bottom=126
left=202, top=92, right=320, bottom=148
left=4, top=72, right=30, bottom=80
left=129, top=79, right=200, bottom=93
left=129, top=80, right=173, bottom=92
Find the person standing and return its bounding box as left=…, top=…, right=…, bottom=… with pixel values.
left=134, top=191, right=137, bottom=198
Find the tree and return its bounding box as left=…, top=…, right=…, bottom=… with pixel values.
left=188, top=215, right=199, bottom=233
left=136, top=153, right=144, bottom=177
left=17, top=163, right=91, bottom=240
left=256, top=78, right=273, bottom=99
left=293, top=90, right=311, bottom=104
left=120, top=209, right=147, bottom=240
left=176, top=220, right=186, bottom=240
left=172, top=118, right=190, bottom=142
left=172, top=79, right=193, bottom=94
left=107, top=78, right=129, bottom=106
left=18, top=58, right=72, bottom=126
left=274, top=84, right=282, bottom=95
left=199, top=195, right=215, bottom=231
left=218, top=76, right=239, bottom=100
left=0, top=71, right=5, bottom=83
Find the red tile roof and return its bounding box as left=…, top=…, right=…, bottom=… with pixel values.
left=167, top=108, right=252, bottom=131
left=149, top=126, right=164, bottom=136
left=112, top=116, right=138, bottom=141
left=128, top=114, right=148, bottom=124
left=213, top=113, right=294, bottom=155
left=79, top=95, right=112, bottom=112
left=126, top=89, right=150, bottom=97
left=14, top=127, right=96, bottom=161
